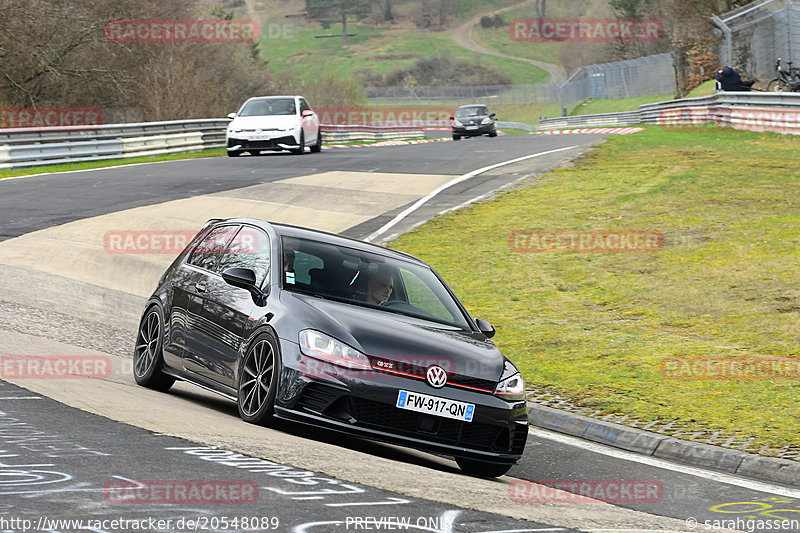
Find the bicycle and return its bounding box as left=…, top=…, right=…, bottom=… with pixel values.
left=766, top=58, right=800, bottom=92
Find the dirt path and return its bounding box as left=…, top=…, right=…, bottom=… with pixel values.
left=452, top=1, right=568, bottom=84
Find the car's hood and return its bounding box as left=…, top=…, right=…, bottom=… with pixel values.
left=229, top=115, right=299, bottom=130
left=282, top=292, right=505, bottom=382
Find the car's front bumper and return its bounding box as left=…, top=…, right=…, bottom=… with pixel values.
left=275, top=352, right=528, bottom=463
left=227, top=133, right=299, bottom=151
left=452, top=123, right=495, bottom=136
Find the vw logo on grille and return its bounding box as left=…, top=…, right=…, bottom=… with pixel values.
left=426, top=365, right=447, bottom=389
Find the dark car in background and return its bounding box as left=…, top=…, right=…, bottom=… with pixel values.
left=451, top=104, right=497, bottom=140
left=133, top=219, right=528, bottom=477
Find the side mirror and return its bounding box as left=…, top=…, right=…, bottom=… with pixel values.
left=222, top=267, right=257, bottom=289
left=475, top=318, right=495, bottom=339
left=449, top=116, right=455, bottom=120
left=301, top=110, right=314, bottom=118
left=489, top=113, right=496, bottom=118
left=227, top=112, right=236, bottom=120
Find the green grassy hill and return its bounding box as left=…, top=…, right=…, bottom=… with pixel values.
left=242, top=0, right=555, bottom=84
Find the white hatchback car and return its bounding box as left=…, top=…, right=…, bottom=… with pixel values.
left=226, top=95, right=322, bottom=156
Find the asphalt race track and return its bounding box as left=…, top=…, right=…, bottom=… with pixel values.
left=1, top=134, right=799, bottom=533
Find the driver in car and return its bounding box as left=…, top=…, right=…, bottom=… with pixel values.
left=365, top=266, right=394, bottom=306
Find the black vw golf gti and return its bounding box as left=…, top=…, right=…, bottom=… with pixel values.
left=134, top=219, right=528, bottom=477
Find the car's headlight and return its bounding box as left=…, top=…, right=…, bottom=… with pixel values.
left=453, top=119, right=464, bottom=127
left=299, top=330, right=371, bottom=370
left=228, top=128, right=242, bottom=134
left=481, top=117, right=493, bottom=125
left=495, top=361, right=525, bottom=400
left=495, top=373, right=525, bottom=400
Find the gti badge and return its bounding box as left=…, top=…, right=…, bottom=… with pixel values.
left=426, top=365, right=447, bottom=389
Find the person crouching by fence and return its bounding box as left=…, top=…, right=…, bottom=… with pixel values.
left=715, top=66, right=756, bottom=91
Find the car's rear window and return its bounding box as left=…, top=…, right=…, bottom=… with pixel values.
left=239, top=98, right=296, bottom=116
left=281, top=236, right=470, bottom=329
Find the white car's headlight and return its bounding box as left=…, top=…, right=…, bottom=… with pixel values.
left=495, top=361, right=525, bottom=400
left=299, top=330, right=371, bottom=370
left=481, top=117, right=493, bottom=125
left=228, top=128, right=242, bottom=134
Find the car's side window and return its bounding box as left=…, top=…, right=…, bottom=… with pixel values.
left=291, top=251, right=323, bottom=285
left=187, top=225, right=240, bottom=272
left=217, top=226, right=271, bottom=288
left=398, top=268, right=453, bottom=322
left=300, top=98, right=310, bottom=113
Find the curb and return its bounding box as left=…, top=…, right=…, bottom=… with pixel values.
left=530, top=127, right=645, bottom=135
left=526, top=401, right=800, bottom=489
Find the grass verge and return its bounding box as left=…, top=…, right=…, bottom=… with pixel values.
left=0, top=148, right=225, bottom=180
left=390, top=125, right=800, bottom=453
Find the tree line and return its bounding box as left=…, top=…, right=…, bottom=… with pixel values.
left=0, top=0, right=276, bottom=122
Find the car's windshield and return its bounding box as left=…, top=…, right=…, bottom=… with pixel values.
left=281, top=236, right=470, bottom=329
left=239, top=98, right=296, bottom=117
left=456, top=106, right=489, bottom=118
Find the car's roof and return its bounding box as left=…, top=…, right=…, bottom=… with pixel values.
left=457, top=104, right=488, bottom=109
left=245, top=95, right=301, bottom=100
left=213, top=218, right=428, bottom=267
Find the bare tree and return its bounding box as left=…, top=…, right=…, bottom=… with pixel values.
left=0, top=0, right=277, bottom=120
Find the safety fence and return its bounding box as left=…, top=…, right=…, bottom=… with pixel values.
left=0, top=120, right=428, bottom=169
left=713, top=0, right=800, bottom=79
left=539, top=92, right=800, bottom=135
left=364, top=53, right=676, bottom=109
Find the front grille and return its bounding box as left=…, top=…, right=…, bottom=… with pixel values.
left=368, top=356, right=497, bottom=393
left=351, top=398, right=511, bottom=453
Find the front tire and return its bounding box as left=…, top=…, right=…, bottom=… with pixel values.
left=310, top=130, right=322, bottom=153
left=455, top=457, right=513, bottom=478
left=227, top=150, right=243, bottom=157
left=291, top=132, right=305, bottom=155
left=237, top=334, right=281, bottom=425
left=133, top=306, right=175, bottom=392
left=452, top=134, right=461, bottom=140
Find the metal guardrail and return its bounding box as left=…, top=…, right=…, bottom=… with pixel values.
left=0, top=119, right=227, bottom=169
left=0, top=119, right=430, bottom=169
left=539, top=92, right=800, bottom=135
left=538, top=111, right=643, bottom=129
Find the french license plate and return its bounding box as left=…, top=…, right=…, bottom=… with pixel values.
left=466, top=125, right=479, bottom=130
left=396, top=390, right=474, bottom=422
